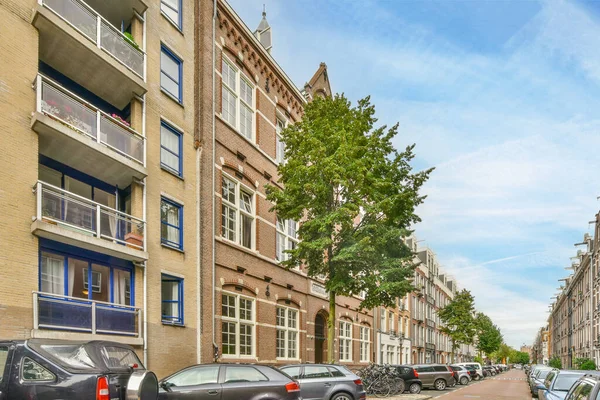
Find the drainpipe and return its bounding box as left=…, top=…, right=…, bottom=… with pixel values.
left=196, top=146, right=203, bottom=363
left=142, top=176, right=147, bottom=367
left=212, top=0, right=217, bottom=356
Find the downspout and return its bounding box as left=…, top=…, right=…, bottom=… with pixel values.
left=194, top=0, right=203, bottom=365
left=212, top=0, right=218, bottom=356
left=141, top=8, right=148, bottom=368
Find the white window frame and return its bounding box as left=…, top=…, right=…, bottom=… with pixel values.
left=221, top=57, right=255, bottom=141
left=221, top=292, right=256, bottom=358
left=221, top=175, right=255, bottom=249
left=359, top=326, right=370, bottom=362
left=275, top=116, right=286, bottom=164
left=387, top=345, right=394, bottom=364
left=380, top=310, right=386, bottom=333
left=276, top=306, right=299, bottom=360
left=388, top=311, right=394, bottom=333
left=339, top=320, right=353, bottom=362
left=276, top=217, right=299, bottom=267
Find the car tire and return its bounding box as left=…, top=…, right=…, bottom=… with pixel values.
left=460, top=376, right=469, bottom=385
left=409, top=383, right=421, bottom=394
left=434, top=379, right=447, bottom=391
left=331, top=392, right=353, bottom=400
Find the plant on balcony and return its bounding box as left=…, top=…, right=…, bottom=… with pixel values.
left=125, top=222, right=144, bottom=249
left=42, top=98, right=93, bottom=136
left=111, top=113, right=131, bottom=127
left=123, top=32, right=140, bottom=50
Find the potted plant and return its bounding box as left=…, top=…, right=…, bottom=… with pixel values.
left=125, top=223, right=144, bottom=249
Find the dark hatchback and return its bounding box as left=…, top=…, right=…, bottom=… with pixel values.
left=158, top=363, right=301, bottom=400
left=390, top=365, right=423, bottom=394
left=0, top=339, right=158, bottom=400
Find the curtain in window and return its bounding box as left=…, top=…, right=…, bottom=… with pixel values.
left=160, top=126, right=180, bottom=172
left=167, top=206, right=179, bottom=244
left=114, top=270, right=131, bottom=305
left=41, top=253, right=64, bottom=294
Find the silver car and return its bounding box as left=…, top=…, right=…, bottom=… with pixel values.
left=450, top=365, right=472, bottom=385
left=280, top=364, right=366, bottom=400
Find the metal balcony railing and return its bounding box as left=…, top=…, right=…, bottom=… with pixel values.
left=35, top=75, right=145, bottom=164
left=35, top=181, right=146, bottom=251
left=40, top=0, right=145, bottom=78
left=33, top=291, right=141, bottom=337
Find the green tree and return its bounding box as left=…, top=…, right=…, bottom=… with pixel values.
left=496, top=343, right=513, bottom=363
left=475, top=312, right=503, bottom=358
left=438, top=289, right=477, bottom=362
left=574, top=358, right=596, bottom=370
left=512, top=351, right=530, bottom=365
left=266, top=95, right=432, bottom=362
left=549, top=356, right=562, bottom=369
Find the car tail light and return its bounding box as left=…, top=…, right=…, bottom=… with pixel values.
left=413, top=368, right=419, bottom=378
left=353, top=379, right=363, bottom=386
left=96, top=376, right=110, bottom=400
left=285, top=382, right=301, bottom=393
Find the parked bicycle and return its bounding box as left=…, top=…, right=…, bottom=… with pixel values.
left=355, top=363, right=405, bottom=397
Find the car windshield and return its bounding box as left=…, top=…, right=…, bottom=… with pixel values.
left=554, top=375, right=582, bottom=392
left=39, top=344, right=95, bottom=370
left=538, top=370, right=552, bottom=380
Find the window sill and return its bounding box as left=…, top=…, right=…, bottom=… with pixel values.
left=161, top=11, right=184, bottom=34
left=161, top=89, right=184, bottom=107
left=161, top=165, right=185, bottom=181
left=161, top=242, right=185, bottom=253
left=162, top=320, right=185, bottom=327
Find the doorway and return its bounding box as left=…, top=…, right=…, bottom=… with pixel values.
left=315, top=313, right=326, bottom=363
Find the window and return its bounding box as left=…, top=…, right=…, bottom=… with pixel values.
left=276, top=218, right=298, bottom=264
left=339, top=320, right=352, bottom=361
left=161, top=46, right=182, bottom=102
left=276, top=306, right=299, bottom=359
left=328, top=367, right=346, bottom=377
left=161, top=0, right=181, bottom=28
left=21, top=358, right=55, bottom=381
left=359, top=326, right=370, bottom=362
left=304, top=366, right=332, bottom=379
left=221, top=176, right=254, bottom=249
left=167, top=366, right=219, bottom=387
left=281, top=366, right=301, bottom=379
left=0, top=346, right=8, bottom=382
left=389, top=311, right=394, bottom=333
left=161, top=198, right=183, bottom=249
left=83, top=268, right=101, bottom=293
left=387, top=345, right=394, bottom=364
left=380, top=310, right=386, bottom=333
left=276, top=117, right=286, bottom=163
left=161, top=274, right=183, bottom=325
left=221, top=293, right=255, bottom=357
left=161, top=122, right=183, bottom=176
left=221, top=58, right=254, bottom=140
left=224, top=366, right=267, bottom=383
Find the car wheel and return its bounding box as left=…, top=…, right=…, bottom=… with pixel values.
left=434, top=379, right=447, bottom=391
left=409, top=383, right=421, bottom=394
left=331, top=393, right=352, bottom=400
left=460, top=376, right=469, bottom=385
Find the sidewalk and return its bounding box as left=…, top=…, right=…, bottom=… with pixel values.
left=367, top=394, right=432, bottom=400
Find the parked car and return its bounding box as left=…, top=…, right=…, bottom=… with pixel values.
left=564, top=373, right=600, bottom=400
left=530, top=367, right=553, bottom=397
left=483, top=366, right=496, bottom=377
left=390, top=365, right=423, bottom=394
left=411, top=364, right=455, bottom=391
left=463, top=365, right=482, bottom=381
left=279, top=364, right=365, bottom=400
left=528, top=365, right=546, bottom=383
left=159, top=364, right=301, bottom=400
left=538, top=369, right=594, bottom=400
left=450, top=365, right=472, bottom=385
left=454, top=362, right=484, bottom=380
left=0, top=339, right=158, bottom=400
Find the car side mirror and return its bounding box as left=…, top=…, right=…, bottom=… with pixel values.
left=535, top=384, right=546, bottom=391
left=160, top=381, right=173, bottom=392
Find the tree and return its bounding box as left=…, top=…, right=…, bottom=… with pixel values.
left=267, top=95, right=432, bottom=362
left=438, top=289, right=477, bottom=362
left=512, top=351, right=530, bottom=365
left=496, top=343, right=513, bottom=364
left=549, top=356, right=562, bottom=369
left=475, top=312, right=503, bottom=358
left=574, top=358, right=596, bottom=370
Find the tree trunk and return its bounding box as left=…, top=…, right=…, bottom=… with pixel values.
left=328, top=290, right=336, bottom=363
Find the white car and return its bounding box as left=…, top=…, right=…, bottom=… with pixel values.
left=454, top=362, right=484, bottom=379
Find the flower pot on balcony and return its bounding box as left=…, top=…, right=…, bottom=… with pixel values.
left=125, top=232, right=143, bottom=249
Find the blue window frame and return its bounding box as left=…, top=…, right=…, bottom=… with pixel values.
left=160, top=45, right=183, bottom=102
left=161, top=274, right=184, bottom=325
left=160, top=122, right=183, bottom=176
left=161, top=0, right=182, bottom=29
left=161, top=197, right=183, bottom=250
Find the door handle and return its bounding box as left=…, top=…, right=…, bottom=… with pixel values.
left=207, top=390, right=219, bottom=395
left=324, top=383, right=331, bottom=387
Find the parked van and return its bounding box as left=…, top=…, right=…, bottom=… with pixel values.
left=454, top=362, right=483, bottom=379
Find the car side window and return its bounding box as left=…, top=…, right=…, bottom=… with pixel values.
left=281, top=366, right=301, bottom=379
left=571, top=382, right=593, bottom=400
left=434, top=366, right=447, bottom=372
left=327, top=367, right=345, bottom=377
left=167, top=366, right=219, bottom=387
left=0, top=346, right=8, bottom=382
left=224, top=367, right=268, bottom=383
left=417, top=366, right=434, bottom=373
left=21, top=357, right=55, bottom=382
left=303, top=366, right=332, bottom=379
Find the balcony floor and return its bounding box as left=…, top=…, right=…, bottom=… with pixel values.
left=31, top=328, right=143, bottom=346
left=32, top=112, right=146, bottom=188
left=32, top=5, right=146, bottom=109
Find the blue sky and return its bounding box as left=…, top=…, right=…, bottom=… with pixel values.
left=228, top=0, right=600, bottom=349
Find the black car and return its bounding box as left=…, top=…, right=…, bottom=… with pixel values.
left=483, top=366, right=496, bottom=377
left=0, top=339, right=158, bottom=400
left=158, top=363, right=301, bottom=400
left=464, top=365, right=482, bottom=381
left=390, top=365, right=423, bottom=394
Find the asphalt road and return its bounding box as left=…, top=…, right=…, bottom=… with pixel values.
left=422, top=369, right=532, bottom=400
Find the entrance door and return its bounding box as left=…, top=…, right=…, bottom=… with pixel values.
left=315, top=314, right=326, bottom=363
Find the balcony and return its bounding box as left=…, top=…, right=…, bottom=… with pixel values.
left=427, top=318, right=436, bottom=328
left=32, top=181, right=148, bottom=262
left=32, top=291, right=142, bottom=345
left=32, top=75, right=146, bottom=187
left=425, top=342, right=436, bottom=351
left=32, top=0, right=146, bottom=109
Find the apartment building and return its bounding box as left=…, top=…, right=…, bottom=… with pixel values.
left=0, top=0, right=207, bottom=377
left=375, top=295, right=411, bottom=365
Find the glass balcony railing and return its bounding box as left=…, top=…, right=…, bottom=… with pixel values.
left=35, top=75, right=145, bottom=164
left=35, top=181, right=146, bottom=252
left=41, top=0, right=145, bottom=78
left=33, top=291, right=141, bottom=337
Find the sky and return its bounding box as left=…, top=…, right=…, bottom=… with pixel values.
left=227, top=0, right=600, bottom=349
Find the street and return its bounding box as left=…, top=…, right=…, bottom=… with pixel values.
left=422, top=369, right=531, bottom=399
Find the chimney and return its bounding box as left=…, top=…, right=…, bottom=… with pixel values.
left=254, top=6, right=272, bottom=53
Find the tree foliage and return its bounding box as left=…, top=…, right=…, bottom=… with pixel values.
left=438, top=289, right=477, bottom=360
left=266, top=95, right=432, bottom=362
left=512, top=351, right=530, bottom=365
left=574, top=358, right=596, bottom=370
left=475, top=312, right=503, bottom=356
left=549, top=356, right=562, bottom=369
